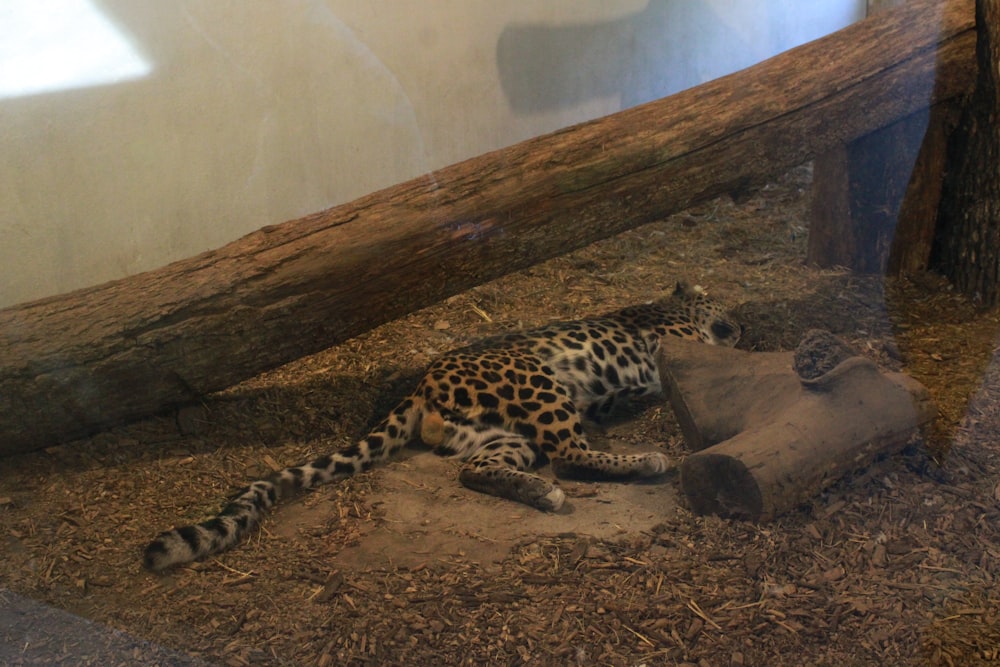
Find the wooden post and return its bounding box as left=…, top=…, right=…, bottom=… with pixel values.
left=888, top=102, right=963, bottom=274
left=931, top=0, right=1000, bottom=305
left=0, top=0, right=976, bottom=456
left=807, top=0, right=968, bottom=274
left=808, top=111, right=932, bottom=272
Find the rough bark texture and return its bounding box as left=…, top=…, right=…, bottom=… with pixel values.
left=659, top=333, right=937, bottom=522
left=932, top=0, right=1000, bottom=304
left=0, top=0, right=976, bottom=456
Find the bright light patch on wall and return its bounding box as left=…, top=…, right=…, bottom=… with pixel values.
left=0, top=0, right=150, bottom=100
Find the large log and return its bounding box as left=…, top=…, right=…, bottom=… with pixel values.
left=0, top=0, right=975, bottom=456
left=659, top=332, right=937, bottom=521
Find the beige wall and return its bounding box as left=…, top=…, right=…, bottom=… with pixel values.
left=0, top=1, right=863, bottom=308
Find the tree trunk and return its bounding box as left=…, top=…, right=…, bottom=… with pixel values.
left=0, top=0, right=975, bottom=456
left=932, top=0, right=1000, bottom=304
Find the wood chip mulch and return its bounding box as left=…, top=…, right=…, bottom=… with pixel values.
left=2, top=165, right=1000, bottom=666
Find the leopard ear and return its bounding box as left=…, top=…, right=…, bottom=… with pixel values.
left=673, top=281, right=705, bottom=298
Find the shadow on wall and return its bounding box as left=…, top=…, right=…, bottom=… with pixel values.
left=497, top=1, right=775, bottom=113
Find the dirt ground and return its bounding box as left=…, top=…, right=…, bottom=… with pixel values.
left=3, top=165, right=1000, bottom=666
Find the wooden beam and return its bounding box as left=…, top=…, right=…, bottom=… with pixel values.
left=931, top=0, right=1000, bottom=305
left=0, top=0, right=976, bottom=455
left=868, top=0, right=969, bottom=277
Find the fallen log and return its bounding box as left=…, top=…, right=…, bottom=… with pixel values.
left=658, top=332, right=937, bottom=521
left=0, top=0, right=974, bottom=455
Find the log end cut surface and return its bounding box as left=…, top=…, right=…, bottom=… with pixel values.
left=679, top=453, right=764, bottom=519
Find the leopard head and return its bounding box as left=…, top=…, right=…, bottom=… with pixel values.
left=670, top=282, right=742, bottom=347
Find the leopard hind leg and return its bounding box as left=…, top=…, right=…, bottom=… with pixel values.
left=435, top=419, right=565, bottom=511
left=459, top=436, right=566, bottom=511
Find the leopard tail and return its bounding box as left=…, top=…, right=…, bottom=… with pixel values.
left=143, top=397, right=427, bottom=571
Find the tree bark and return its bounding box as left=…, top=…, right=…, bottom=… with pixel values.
left=0, top=0, right=975, bottom=456
left=932, top=0, right=1000, bottom=304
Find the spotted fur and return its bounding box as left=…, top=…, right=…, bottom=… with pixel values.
left=144, top=282, right=740, bottom=570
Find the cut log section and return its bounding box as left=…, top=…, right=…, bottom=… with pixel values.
left=0, top=0, right=973, bottom=455
left=658, top=331, right=937, bottom=521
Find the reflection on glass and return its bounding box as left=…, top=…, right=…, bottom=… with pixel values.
left=0, top=0, right=150, bottom=99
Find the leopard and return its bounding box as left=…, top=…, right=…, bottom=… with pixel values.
left=143, top=282, right=740, bottom=571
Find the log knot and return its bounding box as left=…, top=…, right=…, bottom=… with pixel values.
left=793, top=329, right=859, bottom=382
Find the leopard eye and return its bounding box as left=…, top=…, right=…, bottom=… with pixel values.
left=711, top=321, right=739, bottom=341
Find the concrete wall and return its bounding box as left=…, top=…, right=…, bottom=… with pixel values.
left=0, top=1, right=864, bottom=308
